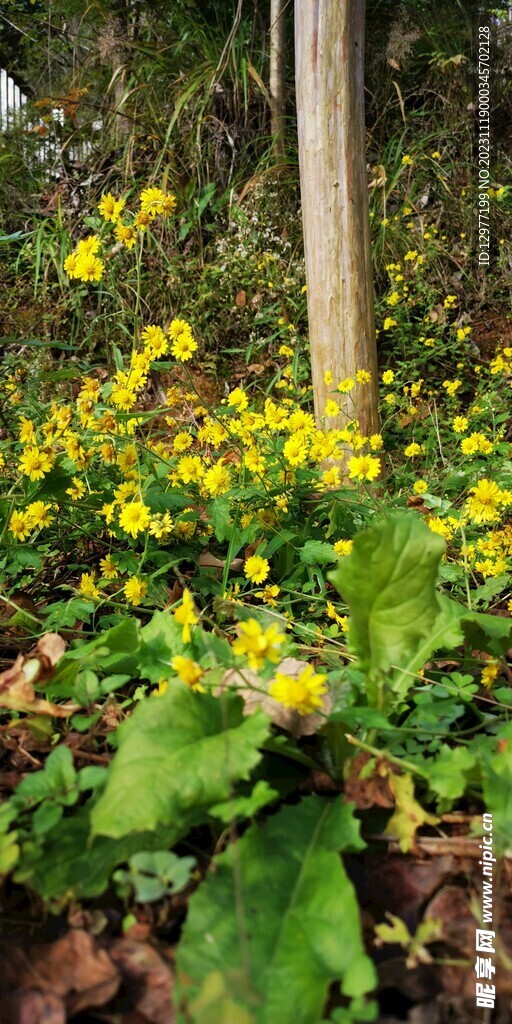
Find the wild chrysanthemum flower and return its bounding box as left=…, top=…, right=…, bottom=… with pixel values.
left=227, top=387, right=249, bottom=412
left=8, top=510, right=33, bottom=541
left=244, top=555, right=270, bottom=584
left=66, top=476, right=86, bottom=500
left=26, top=501, right=54, bottom=529
left=141, top=324, right=168, bottom=356
left=99, top=554, right=118, bottom=579
left=110, top=384, right=137, bottom=410
left=19, top=446, right=53, bottom=481
left=98, top=192, right=125, bottom=223
left=269, top=664, right=328, bottom=716
left=404, top=443, right=423, bottom=457
left=232, top=619, right=285, bottom=671
left=139, top=187, right=166, bottom=218
left=118, top=501, right=151, bottom=538
left=114, top=222, right=137, bottom=249
left=171, top=655, right=205, bottom=692
left=466, top=479, right=502, bottom=524
left=124, top=576, right=147, bottom=605
left=64, top=253, right=80, bottom=278
left=337, top=377, right=355, bottom=393
left=283, top=433, right=309, bottom=466
left=79, top=573, right=100, bottom=599
left=173, top=589, right=198, bottom=643
left=177, top=455, right=204, bottom=484
left=171, top=331, right=198, bottom=362
left=203, top=463, right=232, bottom=496
left=18, top=416, right=35, bottom=445
left=334, top=539, right=353, bottom=556
left=74, top=252, right=104, bottom=283
left=347, top=455, right=380, bottom=482
left=76, top=235, right=100, bottom=256
left=382, top=370, right=394, bottom=384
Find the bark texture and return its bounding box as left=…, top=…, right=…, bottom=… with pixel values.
left=295, top=0, right=380, bottom=440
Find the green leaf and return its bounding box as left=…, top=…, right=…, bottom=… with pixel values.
left=211, top=497, right=232, bottom=542
left=91, top=689, right=270, bottom=838
left=461, top=611, right=512, bottom=658
left=210, top=780, right=278, bottom=823
left=175, top=797, right=375, bottom=1024
left=137, top=609, right=186, bottom=683
left=299, top=540, right=338, bottom=567
left=428, top=745, right=476, bottom=800
left=328, top=514, right=445, bottom=686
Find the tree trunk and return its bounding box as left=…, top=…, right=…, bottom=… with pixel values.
left=295, top=0, right=380, bottom=442
left=270, top=0, right=287, bottom=162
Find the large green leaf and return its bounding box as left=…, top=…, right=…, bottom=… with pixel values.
left=91, top=689, right=270, bottom=838
left=175, top=797, right=375, bottom=1024
left=328, top=514, right=445, bottom=685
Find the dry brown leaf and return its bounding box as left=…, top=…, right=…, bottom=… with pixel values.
left=0, top=635, right=78, bottom=716
left=110, top=939, right=175, bottom=1024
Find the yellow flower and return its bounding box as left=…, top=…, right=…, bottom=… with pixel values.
left=269, top=663, right=328, bottom=716
left=370, top=434, right=383, bottom=451
left=244, top=555, right=270, bottom=584
left=383, top=318, right=397, bottom=330
left=173, top=588, right=198, bottom=643
left=324, top=399, right=340, bottom=418
left=413, top=480, right=428, bottom=495
left=356, top=369, right=372, bottom=384
left=118, top=500, right=151, bottom=538
left=337, top=377, right=355, bottom=393
left=79, top=572, right=100, bottom=599
left=177, top=455, right=204, bottom=484
left=141, top=324, right=168, bottom=356
left=452, top=416, right=468, bottom=433
left=114, top=222, right=137, bottom=250
left=404, top=442, right=423, bottom=457
left=481, top=662, right=500, bottom=690
left=203, top=463, right=232, bottom=497
left=8, top=510, right=33, bottom=541
left=326, top=601, right=349, bottom=629
left=19, top=446, right=53, bottom=481
left=149, top=512, right=173, bottom=539
left=18, top=416, right=36, bottom=445
left=401, top=154, right=413, bottom=166
left=466, top=479, right=502, bottom=524
left=26, top=501, right=54, bottom=528
left=66, top=476, right=86, bottom=500
left=382, top=370, right=394, bottom=385
left=139, top=186, right=166, bottom=218
left=227, top=387, right=249, bottom=412
left=347, top=455, right=380, bottom=482
left=283, top=433, right=309, bottom=466
left=110, top=382, right=137, bottom=410
left=232, top=619, right=285, bottom=671
left=324, top=370, right=333, bottom=385
left=76, top=235, right=100, bottom=256
left=74, top=252, right=104, bottom=282
left=173, top=431, right=193, bottom=454
left=64, top=252, right=80, bottom=278
left=124, top=576, right=147, bottom=605
left=322, top=466, right=341, bottom=488
left=99, top=554, right=118, bottom=579
left=171, top=331, right=198, bottom=362
left=98, top=192, right=125, bottom=223
left=333, top=539, right=353, bottom=556
left=442, top=379, right=461, bottom=397
left=254, top=584, right=281, bottom=606
left=171, top=655, right=205, bottom=692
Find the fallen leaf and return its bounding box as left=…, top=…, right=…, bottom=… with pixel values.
left=344, top=752, right=394, bottom=809
left=110, top=938, right=174, bottom=1024
left=386, top=773, right=439, bottom=853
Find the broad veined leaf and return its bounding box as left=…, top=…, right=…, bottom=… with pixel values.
left=175, top=797, right=376, bottom=1024
left=91, top=689, right=270, bottom=838
left=137, top=609, right=186, bottom=682
left=299, top=539, right=338, bottom=566
left=328, top=514, right=445, bottom=685
left=428, top=744, right=476, bottom=800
